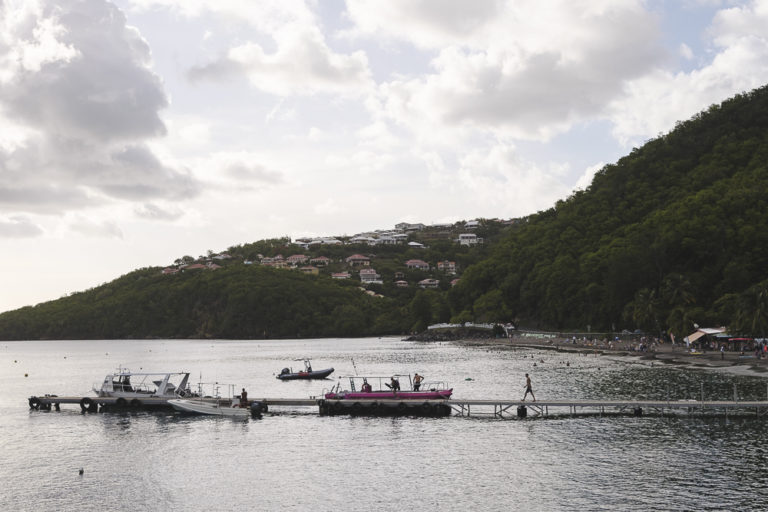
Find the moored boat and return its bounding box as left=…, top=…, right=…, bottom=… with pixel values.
left=93, top=367, right=193, bottom=400
left=168, top=399, right=251, bottom=417
left=277, top=360, right=334, bottom=380
left=168, top=383, right=261, bottom=418
left=324, top=374, right=452, bottom=400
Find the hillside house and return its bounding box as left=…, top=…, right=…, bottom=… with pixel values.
left=405, top=259, right=429, bottom=270
left=437, top=260, right=457, bottom=274
left=286, top=254, right=308, bottom=266
left=451, top=278, right=460, bottom=286
left=395, top=222, right=425, bottom=232
left=457, top=233, right=483, bottom=246
left=346, top=254, right=371, bottom=266
left=395, top=280, right=409, bottom=288
left=418, top=278, right=440, bottom=289
left=161, top=267, right=178, bottom=274
left=310, top=256, right=330, bottom=266
left=408, top=241, right=425, bottom=249
left=359, top=268, right=382, bottom=284
left=182, top=263, right=206, bottom=271
left=332, top=272, right=351, bottom=279
left=350, top=236, right=376, bottom=245
left=299, top=266, right=319, bottom=275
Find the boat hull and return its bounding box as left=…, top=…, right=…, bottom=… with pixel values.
left=277, top=368, right=334, bottom=380
left=168, top=399, right=250, bottom=417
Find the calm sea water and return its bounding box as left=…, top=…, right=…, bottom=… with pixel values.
left=3, top=337, right=768, bottom=511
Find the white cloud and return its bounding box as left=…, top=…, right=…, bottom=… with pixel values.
left=574, top=162, right=605, bottom=191
left=141, top=0, right=374, bottom=96
left=201, top=152, right=284, bottom=186
left=608, top=0, right=768, bottom=144
left=0, top=0, right=201, bottom=215
left=189, top=26, right=373, bottom=96
left=134, top=202, right=183, bottom=221
left=0, top=215, right=44, bottom=238
left=69, top=215, right=124, bottom=238
left=358, top=1, right=665, bottom=141
left=453, top=143, right=571, bottom=215
left=680, top=43, right=694, bottom=60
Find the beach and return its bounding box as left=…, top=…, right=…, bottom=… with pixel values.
left=433, top=334, right=768, bottom=378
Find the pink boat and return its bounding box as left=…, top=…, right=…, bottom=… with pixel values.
left=324, top=374, right=452, bottom=400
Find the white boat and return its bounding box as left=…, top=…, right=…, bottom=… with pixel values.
left=168, top=383, right=256, bottom=418
left=168, top=398, right=250, bottom=417
left=93, top=367, right=193, bottom=399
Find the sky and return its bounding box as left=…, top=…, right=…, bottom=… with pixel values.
left=1, top=0, right=768, bottom=313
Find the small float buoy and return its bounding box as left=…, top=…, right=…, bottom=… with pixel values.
left=14, top=360, right=17, bottom=363
left=24, top=373, right=28, bottom=377
left=79, top=468, right=84, bottom=475
left=465, top=377, right=473, bottom=381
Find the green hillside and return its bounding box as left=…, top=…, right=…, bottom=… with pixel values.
left=450, top=85, right=768, bottom=340
left=0, top=224, right=505, bottom=340
left=1, top=85, right=768, bottom=340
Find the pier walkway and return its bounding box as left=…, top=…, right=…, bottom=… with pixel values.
left=28, top=395, right=768, bottom=418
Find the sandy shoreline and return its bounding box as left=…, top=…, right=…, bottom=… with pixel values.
left=440, top=335, right=768, bottom=378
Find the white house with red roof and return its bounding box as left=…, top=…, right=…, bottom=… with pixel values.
left=345, top=254, right=371, bottom=266
left=405, top=259, right=429, bottom=270
left=286, top=254, right=308, bottom=266
left=310, top=256, right=330, bottom=266
left=437, top=260, right=457, bottom=274
left=359, top=268, right=382, bottom=284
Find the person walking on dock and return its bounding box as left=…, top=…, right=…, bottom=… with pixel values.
left=522, top=373, right=535, bottom=402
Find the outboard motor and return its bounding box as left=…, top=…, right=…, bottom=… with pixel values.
left=280, top=368, right=290, bottom=375
left=251, top=401, right=266, bottom=418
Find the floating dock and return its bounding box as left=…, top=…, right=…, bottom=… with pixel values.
left=27, top=394, right=768, bottom=418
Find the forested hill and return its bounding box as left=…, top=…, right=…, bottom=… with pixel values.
left=2, top=85, right=768, bottom=341
left=449, top=85, right=768, bottom=340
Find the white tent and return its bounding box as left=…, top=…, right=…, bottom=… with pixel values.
left=684, top=327, right=727, bottom=344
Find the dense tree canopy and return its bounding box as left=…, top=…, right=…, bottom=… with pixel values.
left=450, top=85, right=768, bottom=340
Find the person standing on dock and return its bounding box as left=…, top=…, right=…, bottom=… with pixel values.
left=522, top=374, right=536, bottom=402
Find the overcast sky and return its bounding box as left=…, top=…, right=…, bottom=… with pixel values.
left=1, top=0, right=768, bottom=313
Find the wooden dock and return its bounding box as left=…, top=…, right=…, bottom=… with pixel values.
left=28, top=395, right=768, bottom=418
left=444, top=399, right=768, bottom=418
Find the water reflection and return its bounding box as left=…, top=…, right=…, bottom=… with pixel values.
left=4, top=338, right=768, bottom=511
